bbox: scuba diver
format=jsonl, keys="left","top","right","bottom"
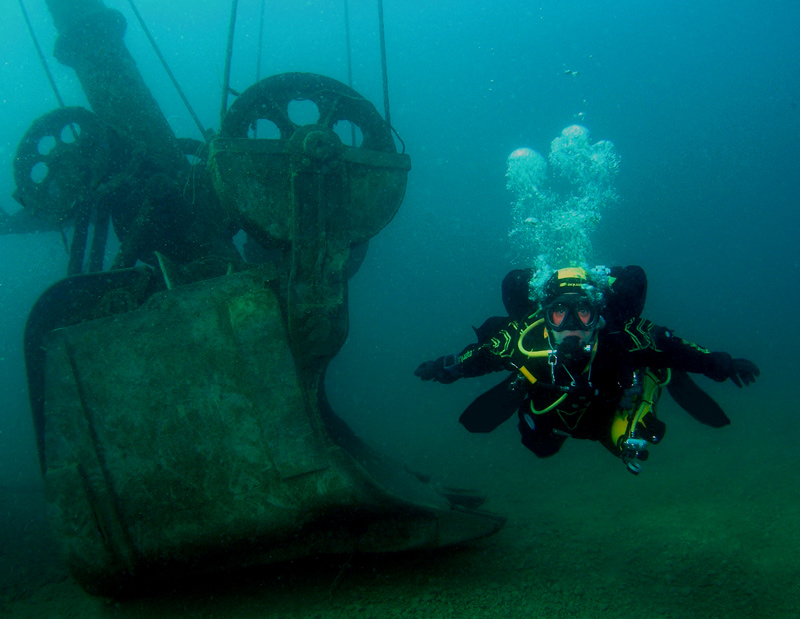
{"left": 414, "top": 266, "right": 760, "bottom": 474}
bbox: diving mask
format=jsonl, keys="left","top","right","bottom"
{"left": 543, "top": 296, "right": 600, "bottom": 332}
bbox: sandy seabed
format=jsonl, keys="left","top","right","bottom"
{"left": 2, "top": 399, "right": 798, "bottom": 619}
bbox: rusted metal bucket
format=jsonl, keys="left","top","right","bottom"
{"left": 31, "top": 267, "right": 504, "bottom": 595}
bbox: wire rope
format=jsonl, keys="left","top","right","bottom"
{"left": 126, "top": 0, "right": 209, "bottom": 141}
{"left": 220, "top": 0, "right": 240, "bottom": 129}
{"left": 17, "top": 0, "right": 66, "bottom": 108}
{"left": 376, "top": 0, "right": 391, "bottom": 128}
{"left": 343, "top": 0, "right": 357, "bottom": 145}
{"left": 254, "top": 0, "right": 267, "bottom": 138}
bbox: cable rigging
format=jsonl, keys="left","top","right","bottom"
{"left": 127, "top": 0, "right": 209, "bottom": 141}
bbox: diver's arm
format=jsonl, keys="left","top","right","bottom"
{"left": 414, "top": 317, "right": 520, "bottom": 383}
{"left": 414, "top": 353, "right": 465, "bottom": 384}
{"left": 649, "top": 326, "right": 760, "bottom": 387}
{"left": 413, "top": 341, "right": 513, "bottom": 383}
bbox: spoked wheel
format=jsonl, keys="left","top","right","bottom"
{"left": 220, "top": 72, "right": 396, "bottom": 152}
{"left": 13, "top": 107, "right": 112, "bottom": 223}
{"left": 211, "top": 73, "right": 408, "bottom": 247}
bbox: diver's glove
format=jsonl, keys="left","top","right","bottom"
{"left": 706, "top": 353, "right": 760, "bottom": 387}
{"left": 414, "top": 354, "right": 462, "bottom": 384}
{"left": 727, "top": 358, "right": 760, "bottom": 388}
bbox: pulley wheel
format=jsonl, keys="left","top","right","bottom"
{"left": 13, "top": 106, "right": 111, "bottom": 223}
{"left": 220, "top": 73, "right": 396, "bottom": 152}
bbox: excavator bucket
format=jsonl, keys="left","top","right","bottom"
{"left": 27, "top": 266, "right": 504, "bottom": 595}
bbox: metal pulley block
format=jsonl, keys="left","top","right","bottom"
{"left": 208, "top": 73, "right": 411, "bottom": 361}
{"left": 209, "top": 72, "right": 410, "bottom": 245}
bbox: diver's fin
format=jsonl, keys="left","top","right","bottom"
{"left": 459, "top": 374, "right": 523, "bottom": 433}
{"left": 667, "top": 370, "right": 731, "bottom": 428}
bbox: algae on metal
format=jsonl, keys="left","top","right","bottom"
{"left": 36, "top": 266, "right": 503, "bottom": 594}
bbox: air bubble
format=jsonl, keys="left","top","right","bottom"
{"left": 506, "top": 126, "right": 620, "bottom": 296}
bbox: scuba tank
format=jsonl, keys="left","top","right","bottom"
{"left": 610, "top": 368, "right": 669, "bottom": 475}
